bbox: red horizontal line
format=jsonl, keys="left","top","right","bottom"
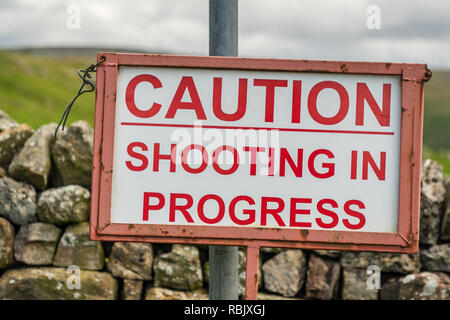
{"left": 120, "top": 122, "right": 394, "bottom": 135}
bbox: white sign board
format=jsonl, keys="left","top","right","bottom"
{"left": 91, "top": 53, "right": 427, "bottom": 253}
{"left": 111, "top": 67, "right": 401, "bottom": 232}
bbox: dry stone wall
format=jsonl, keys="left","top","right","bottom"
{"left": 0, "top": 110, "right": 449, "bottom": 300}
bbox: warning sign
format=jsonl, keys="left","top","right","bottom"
{"left": 90, "top": 53, "right": 430, "bottom": 253}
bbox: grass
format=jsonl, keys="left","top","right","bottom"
{"left": 0, "top": 50, "right": 449, "bottom": 175}
{"left": 0, "top": 51, "right": 94, "bottom": 129}
{"left": 423, "top": 71, "right": 450, "bottom": 152}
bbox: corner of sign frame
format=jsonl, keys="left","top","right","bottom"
{"left": 399, "top": 231, "right": 419, "bottom": 254}
{"left": 402, "top": 242, "right": 419, "bottom": 254}
{"left": 97, "top": 52, "right": 119, "bottom": 67}
{"left": 97, "top": 52, "right": 106, "bottom": 62}
{"left": 88, "top": 218, "right": 110, "bottom": 241}
{"left": 402, "top": 64, "right": 432, "bottom": 83}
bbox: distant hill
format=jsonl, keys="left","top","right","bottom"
{"left": 5, "top": 46, "right": 162, "bottom": 57}
{"left": 0, "top": 49, "right": 448, "bottom": 174}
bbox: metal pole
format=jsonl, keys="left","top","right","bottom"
{"left": 208, "top": 0, "right": 239, "bottom": 300}
{"left": 209, "top": 0, "right": 238, "bottom": 57}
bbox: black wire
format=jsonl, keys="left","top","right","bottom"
{"left": 54, "top": 57, "right": 106, "bottom": 137}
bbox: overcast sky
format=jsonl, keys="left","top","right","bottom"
{"left": 1, "top": 0, "right": 449, "bottom": 69}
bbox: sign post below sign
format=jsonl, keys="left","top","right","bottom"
{"left": 209, "top": 0, "right": 239, "bottom": 301}
{"left": 90, "top": 52, "right": 430, "bottom": 300}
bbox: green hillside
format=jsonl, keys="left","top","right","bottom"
{"left": 0, "top": 51, "right": 94, "bottom": 129}
{"left": 0, "top": 50, "right": 449, "bottom": 174}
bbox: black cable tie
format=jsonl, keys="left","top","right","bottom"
{"left": 55, "top": 56, "right": 106, "bottom": 137}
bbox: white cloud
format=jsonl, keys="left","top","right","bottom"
{"left": 0, "top": 0, "right": 449, "bottom": 69}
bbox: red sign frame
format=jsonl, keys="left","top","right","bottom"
{"left": 90, "top": 52, "right": 429, "bottom": 256}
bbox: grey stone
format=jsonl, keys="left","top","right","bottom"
{"left": 305, "top": 254, "right": 340, "bottom": 300}
{"left": 107, "top": 242, "right": 153, "bottom": 280}
{"left": 262, "top": 249, "right": 307, "bottom": 297}
{"left": 420, "top": 244, "right": 450, "bottom": 272}
{"left": 257, "top": 292, "right": 301, "bottom": 300}
{"left": 122, "top": 279, "right": 143, "bottom": 300}
{"left": 37, "top": 185, "right": 90, "bottom": 226}
{"left": 0, "top": 267, "right": 118, "bottom": 300}
{"left": 0, "top": 217, "right": 15, "bottom": 269}
{"left": 153, "top": 244, "right": 203, "bottom": 291}
{"left": 419, "top": 159, "right": 446, "bottom": 245}
{"left": 381, "top": 272, "right": 450, "bottom": 300}
{"left": 313, "top": 250, "right": 342, "bottom": 258}
{"left": 53, "top": 222, "right": 105, "bottom": 271}
{"left": 144, "top": 287, "right": 209, "bottom": 300}
{"left": 340, "top": 251, "right": 421, "bottom": 274}
{"left": 202, "top": 260, "right": 209, "bottom": 285}
{"left": 440, "top": 179, "right": 450, "bottom": 241}
{"left": 0, "top": 177, "right": 36, "bottom": 225}
{"left": 8, "top": 123, "right": 57, "bottom": 191}
{"left": 0, "top": 110, "right": 18, "bottom": 132}
{"left": 14, "top": 222, "right": 62, "bottom": 265}
{"left": 0, "top": 124, "right": 34, "bottom": 167}
{"left": 260, "top": 247, "right": 285, "bottom": 254}
{"left": 341, "top": 268, "right": 378, "bottom": 300}
{"left": 51, "top": 121, "right": 93, "bottom": 188}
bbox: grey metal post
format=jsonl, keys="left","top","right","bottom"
{"left": 208, "top": 0, "right": 239, "bottom": 300}
{"left": 209, "top": 0, "right": 238, "bottom": 57}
